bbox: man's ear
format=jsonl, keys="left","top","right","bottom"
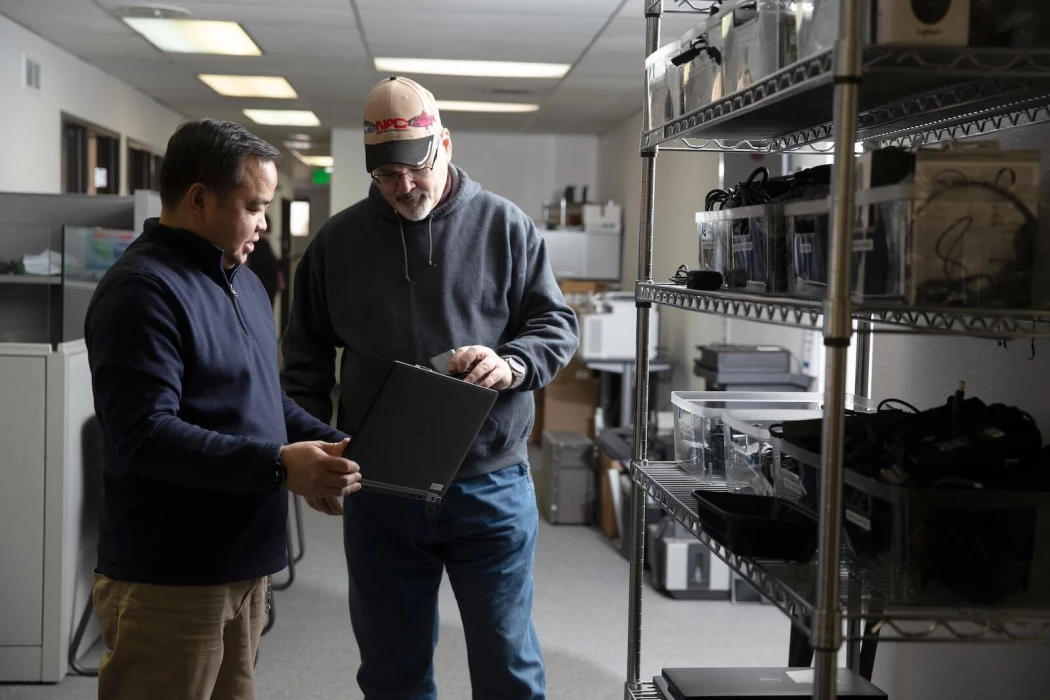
{"left": 442, "top": 128, "right": 452, "bottom": 162}
{"left": 186, "top": 183, "right": 209, "bottom": 215}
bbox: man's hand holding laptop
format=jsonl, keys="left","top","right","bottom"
{"left": 283, "top": 437, "right": 362, "bottom": 500}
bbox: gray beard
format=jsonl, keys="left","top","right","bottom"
{"left": 395, "top": 191, "right": 432, "bottom": 222}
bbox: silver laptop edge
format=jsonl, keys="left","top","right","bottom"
{"left": 359, "top": 479, "right": 443, "bottom": 503}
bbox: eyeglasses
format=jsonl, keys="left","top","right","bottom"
{"left": 371, "top": 163, "right": 435, "bottom": 188}
{"left": 371, "top": 139, "right": 441, "bottom": 188}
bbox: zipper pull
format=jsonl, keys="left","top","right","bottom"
{"left": 229, "top": 284, "right": 238, "bottom": 298}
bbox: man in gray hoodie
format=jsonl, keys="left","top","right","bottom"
{"left": 281, "top": 77, "right": 579, "bottom": 700}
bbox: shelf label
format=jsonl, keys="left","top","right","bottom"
{"left": 853, "top": 238, "right": 875, "bottom": 253}
{"left": 799, "top": 242, "right": 813, "bottom": 254}
{"left": 733, "top": 235, "right": 753, "bottom": 253}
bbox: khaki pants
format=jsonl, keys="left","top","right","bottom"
{"left": 93, "top": 572, "right": 268, "bottom": 700}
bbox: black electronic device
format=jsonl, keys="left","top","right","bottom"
{"left": 697, "top": 344, "right": 791, "bottom": 374}
{"left": 346, "top": 361, "right": 497, "bottom": 503}
{"left": 659, "top": 667, "right": 887, "bottom": 699}
{"left": 669, "top": 266, "right": 724, "bottom": 291}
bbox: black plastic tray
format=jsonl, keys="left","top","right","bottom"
{"left": 691, "top": 490, "right": 818, "bottom": 562}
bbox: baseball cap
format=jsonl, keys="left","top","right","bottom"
{"left": 363, "top": 77, "right": 443, "bottom": 173}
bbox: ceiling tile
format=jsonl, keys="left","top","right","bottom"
{"left": 243, "top": 24, "right": 366, "bottom": 59}
{"left": 362, "top": 11, "right": 603, "bottom": 56}
{"left": 356, "top": 0, "right": 620, "bottom": 15}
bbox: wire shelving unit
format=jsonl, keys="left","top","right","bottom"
{"left": 625, "top": 2, "right": 1050, "bottom": 698}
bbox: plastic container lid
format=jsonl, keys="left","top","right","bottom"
{"left": 671, "top": 391, "right": 878, "bottom": 416}
{"left": 722, "top": 409, "right": 825, "bottom": 440}
{"left": 671, "top": 391, "right": 824, "bottom": 417}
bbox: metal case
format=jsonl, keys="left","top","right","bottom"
{"left": 537, "top": 431, "right": 593, "bottom": 525}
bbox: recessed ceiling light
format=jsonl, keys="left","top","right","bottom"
{"left": 199, "top": 74, "right": 297, "bottom": 99}
{"left": 123, "top": 18, "right": 262, "bottom": 55}
{"left": 288, "top": 133, "right": 311, "bottom": 140}
{"left": 374, "top": 57, "right": 569, "bottom": 79}
{"left": 436, "top": 100, "right": 539, "bottom": 113}
{"left": 284, "top": 140, "right": 313, "bottom": 150}
{"left": 291, "top": 151, "right": 334, "bottom": 168}
{"left": 243, "top": 109, "right": 320, "bottom": 126}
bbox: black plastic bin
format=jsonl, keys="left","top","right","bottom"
{"left": 691, "top": 490, "right": 818, "bottom": 562}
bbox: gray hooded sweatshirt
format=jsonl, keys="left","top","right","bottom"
{"left": 281, "top": 165, "right": 580, "bottom": 479}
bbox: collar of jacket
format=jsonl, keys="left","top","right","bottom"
{"left": 142, "top": 218, "right": 240, "bottom": 286}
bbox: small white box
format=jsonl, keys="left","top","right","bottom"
{"left": 877, "top": 0, "right": 970, "bottom": 45}
{"left": 583, "top": 202, "right": 622, "bottom": 233}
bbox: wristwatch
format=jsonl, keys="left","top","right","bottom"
{"left": 503, "top": 356, "right": 526, "bottom": 389}
{"left": 274, "top": 449, "right": 287, "bottom": 487}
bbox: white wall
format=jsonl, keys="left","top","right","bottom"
{"left": 329, "top": 127, "right": 600, "bottom": 223}
{"left": 0, "top": 14, "right": 184, "bottom": 195}
{"left": 330, "top": 127, "right": 371, "bottom": 217}
{"left": 597, "top": 112, "right": 810, "bottom": 394}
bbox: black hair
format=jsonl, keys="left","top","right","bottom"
{"left": 159, "top": 118, "right": 280, "bottom": 209}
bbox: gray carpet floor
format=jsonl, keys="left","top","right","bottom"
{"left": 0, "top": 508, "right": 790, "bottom": 700}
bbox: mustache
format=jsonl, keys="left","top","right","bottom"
{"left": 396, "top": 189, "right": 428, "bottom": 203}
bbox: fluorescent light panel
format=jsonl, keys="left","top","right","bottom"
{"left": 199, "top": 74, "right": 297, "bottom": 99}
{"left": 243, "top": 109, "right": 320, "bottom": 126}
{"left": 291, "top": 150, "right": 334, "bottom": 168}
{"left": 436, "top": 100, "right": 538, "bottom": 113}
{"left": 374, "top": 57, "right": 569, "bottom": 79}
{"left": 123, "top": 18, "right": 261, "bottom": 56}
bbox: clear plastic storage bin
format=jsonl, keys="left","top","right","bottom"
{"left": 788, "top": 183, "right": 1042, "bottom": 307}
{"left": 722, "top": 409, "right": 825, "bottom": 497}
{"left": 676, "top": 15, "right": 725, "bottom": 115}
{"left": 796, "top": 0, "right": 874, "bottom": 63}
{"left": 786, "top": 196, "right": 831, "bottom": 300}
{"left": 672, "top": 392, "right": 826, "bottom": 482}
{"left": 723, "top": 0, "right": 799, "bottom": 94}
{"left": 895, "top": 183, "right": 1041, "bottom": 308}
{"left": 696, "top": 204, "right": 787, "bottom": 294}
{"left": 645, "top": 42, "right": 682, "bottom": 132}
{"left": 696, "top": 212, "right": 729, "bottom": 280}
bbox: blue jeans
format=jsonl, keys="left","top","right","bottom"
{"left": 343, "top": 462, "right": 545, "bottom": 700}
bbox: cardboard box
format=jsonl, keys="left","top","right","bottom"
{"left": 551, "top": 355, "right": 594, "bottom": 386}
{"left": 543, "top": 378, "right": 600, "bottom": 438}
{"left": 600, "top": 454, "right": 624, "bottom": 539}
{"left": 559, "top": 279, "right": 610, "bottom": 314}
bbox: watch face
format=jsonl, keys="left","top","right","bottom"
{"left": 506, "top": 357, "right": 525, "bottom": 374}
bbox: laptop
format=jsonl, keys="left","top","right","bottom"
{"left": 345, "top": 361, "right": 498, "bottom": 503}
{"left": 659, "top": 667, "right": 887, "bottom": 700}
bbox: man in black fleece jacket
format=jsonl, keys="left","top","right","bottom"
{"left": 281, "top": 77, "right": 579, "bottom": 700}
{"left": 85, "top": 119, "right": 362, "bottom": 700}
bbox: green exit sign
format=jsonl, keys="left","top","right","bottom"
{"left": 312, "top": 167, "right": 331, "bottom": 185}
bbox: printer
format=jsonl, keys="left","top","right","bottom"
{"left": 580, "top": 292, "right": 660, "bottom": 361}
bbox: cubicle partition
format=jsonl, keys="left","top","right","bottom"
{"left": 0, "top": 192, "right": 156, "bottom": 682}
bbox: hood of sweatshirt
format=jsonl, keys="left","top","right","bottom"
{"left": 368, "top": 165, "right": 481, "bottom": 284}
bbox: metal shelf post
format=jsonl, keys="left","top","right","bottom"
{"left": 626, "top": 3, "right": 662, "bottom": 690}
{"left": 813, "top": 2, "right": 864, "bottom": 697}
